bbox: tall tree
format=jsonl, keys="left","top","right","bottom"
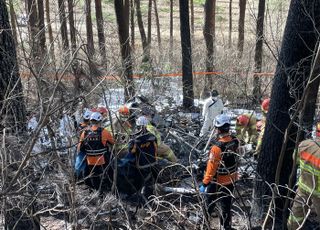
{"left": 114, "top": 0, "right": 134, "bottom": 99}
{"left": 237, "top": 0, "right": 246, "bottom": 58}
{"left": 203, "top": 0, "right": 216, "bottom": 95}
{"left": 251, "top": 0, "right": 320, "bottom": 227}
{"left": 45, "top": 0, "right": 55, "bottom": 62}
{"left": 228, "top": 0, "right": 232, "bottom": 48}
{"left": 58, "top": 0, "right": 69, "bottom": 51}
{"left": 190, "top": 0, "right": 194, "bottom": 39}
{"left": 135, "top": 0, "right": 149, "bottom": 62}
{"left": 253, "top": 0, "right": 266, "bottom": 104}
{"left": 179, "top": 0, "right": 194, "bottom": 109}
{"left": 26, "top": 0, "right": 39, "bottom": 60}
{"left": 85, "top": 0, "right": 95, "bottom": 56}
{"left": 67, "top": 0, "right": 77, "bottom": 52}
{"left": 153, "top": 0, "right": 161, "bottom": 50}
{"left": 8, "top": 0, "right": 17, "bottom": 46}
{"left": 0, "top": 0, "right": 26, "bottom": 132}
{"left": 169, "top": 0, "right": 173, "bottom": 59}
{"left": 130, "top": 0, "right": 135, "bottom": 51}
{"left": 37, "top": 0, "right": 46, "bottom": 54}
{"left": 95, "top": 0, "right": 107, "bottom": 63}
{"left": 147, "top": 0, "right": 152, "bottom": 50}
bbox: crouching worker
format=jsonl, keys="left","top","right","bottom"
{"left": 125, "top": 116, "right": 158, "bottom": 199}
{"left": 78, "top": 112, "right": 114, "bottom": 191}
{"left": 235, "top": 113, "right": 257, "bottom": 146}
{"left": 199, "top": 114, "right": 239, "bottom": 230}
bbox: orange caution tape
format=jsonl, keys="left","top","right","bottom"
{"left": 20, "top": 70, "right": 274, "bottom": 81}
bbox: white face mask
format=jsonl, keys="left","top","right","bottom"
{"left": 212, "top": 96, "right": 218, "bottom": 101}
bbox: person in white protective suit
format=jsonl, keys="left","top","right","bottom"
{"left": 200, "top": 90, "right": 224, "bottom": 137}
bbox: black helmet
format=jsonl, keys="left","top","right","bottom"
{"left": 211, "top": 90, "right": 219, "bottom": 97}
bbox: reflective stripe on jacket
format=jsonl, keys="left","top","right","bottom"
{"left": 297, "top": 139, "right": 320, "bottom": 196}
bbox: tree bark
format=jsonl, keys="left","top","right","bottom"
{"left": 190, "top": 0, "right": 194, "bottom": 39}
{"left": 228, "top": 0, "right": 232, "bottom": 48}
{"left": 8, "top": 0, "right": 17, "bottom": 46}
{"left": 37, "top": 0, "right": 46, "bottom": 54}
{"left": 203, "top": 0, "right": 216, "bottom": 94}
{"left": 237, "top": 0, "right": 246, "bottom": 58}
{"left": 253, "top": 0, "right": 266, "bottom": 104}
{"left": 95, "top": 0, "right": 107, "bottom": 64}
{"left": 114, "top": 0, "right": 134, "bottom": 100}
{"left": 67, "top": 0, "right": 77, "bottom": 52}
{"left": 45, "top": 0, "right": 55, "bottom": 62}
{"left": 135, "top": 0, "right": 149, "bottom": 62}
{"left": 179, "top": 0, "right": 194, "bottom": 109}
{"left": 147, "top": 0, "right": 152, "bottom": 49}
{"left": 26, "top": 0, "right": 39, "bottom": 60}
{"left": 251, "top": 0, "right": 320, "bottom": 227}
{"left": 85, "top": 0, "right": 95, "bottom": 56}
{"left": 130, "top": 0, "right": 135, "bottom": 51}
{"left": 153, "top": 0, "right": 161, "bottom": 50}
{"left": 0, "top": 0, "right": 26, "bottom": 133}
{"left": 169, "top": 0, "right": 173, "bottom": 59}
{"left": 58, "top": 0, "right": 69, "bottom": 51}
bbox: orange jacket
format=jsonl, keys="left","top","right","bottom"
{"left": 78, "top": 125, "right": 114, "bottom": 151}
{"left": 203, "top": 135, "right": 238, "bottom": 185}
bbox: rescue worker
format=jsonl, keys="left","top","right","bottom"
{"left": 78, "top": 112, "right": 115, "bottom": 191}
{"left": 97, "top": 106, "right": 109, "bottom": 126}
{"left": 127, "top": 116, "right": 158, "bottom": 198}
{"left": 235, "top": 113, "right": 257, "bottom": 145}
{"left": 255, "top": 98, "right": 270, "bottom": 155}
{"left": 199, "top": 114, "right": 239, "bottom": 229}
{"left": 78, "top": 110, "right": 91, "bottom": 133}
{"left": 141, "top": 109, "right": 178, "bottom": 163}
{"left": 200, "top": 90, "right": 224, "bottom": 137}
{"left": 287, "top": 122, "right": 320, "bottom": 229}
{"left": 107, "top": 105, "right": 133, "bottom": 158}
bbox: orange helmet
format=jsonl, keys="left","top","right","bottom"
{"left": 256, "top": 120, "right": 263, "bottom": 132}
{"left": 97, "top": 107, "right": 108, "bottom": 117}
{"left": 118, "top": 106, "right": 130, "bottom": 119}
{"left": 237, "top": 115, "right": 250, "bottom": 126}
{"left": 261, "top": 98, "right": 270, "bottom": 113}
{"left": 316, "top": 122, "right": 320, "bottom": 137}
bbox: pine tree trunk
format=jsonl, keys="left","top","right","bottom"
{"left": 179, "top": 0, "right": 194, "bottom": 109}
{"left": 203, "top": 0, "right": 216, "bottom": 95}
{"left": 135, "top": 0, "right": 149, "bottom": 62}
{"left": 153, "top": 0, "right": 161, "bottom": 50}
{"left": 228, "top": 0, "right": 232, "bottom": 48}
{"left": 169, "top": 0, "right": 173, "bottom": 59}
{"left": 58, "top": 0, "right": 69, "bottom": 51}
{"left": 26, "top": 0, "right": 39, "bottom": 60}
{"left": 67, "top": 0, "right": 77, "bottom": 52}
{"left": 147, "top": 0, "right": 152, "bottom": 47}
{"left": 45, "top": 0, "right": 55, "bottom": 62}
{"left": 95, "top": 0, "right": 107, "bottom": 64}
{"left": 85, "top": 0, "right": 95, "bottom": 56}
{"left": 0, "top": 0, "right": 26, "bottom": 133}
{"left": 251, "top": 0, "right": 320, "bottom": 227}
{"left": 8, "top": 0, "right": 17, "bottom": 46}
{"left": 253, "top": 0, "right": 266, "bottom": 104}
{"left": 114, "top": 0, "right": 134, "bottom": 100}
{"left": 37, "top": 0, "right": 46, "bottom": 54}
{"left": 130, "top": 0, "right": 135, "bottom": 51}
{"left": 237, "top": 0, "right": 246, "bottom": 58}
{"left": 190, "top": 0, "right": 194, "bottom": 39}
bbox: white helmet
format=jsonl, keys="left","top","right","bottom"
{"left": 214, "top": 114, "right": 231, "bottom": 128}
{"left": 136, "top": 116, "right": 149, "bottom": 126}
{"left": 83, "top": 110, "right": 91, "bottom": 120}
{"left": 90, "top": 112, "right": 102, "bottom": 121}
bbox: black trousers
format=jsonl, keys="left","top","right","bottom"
{"left": 85, "top": 164, "right": 113, "bottom": 191}
{"left": 206, "top": 183, "right": 234, "bottom": 229}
